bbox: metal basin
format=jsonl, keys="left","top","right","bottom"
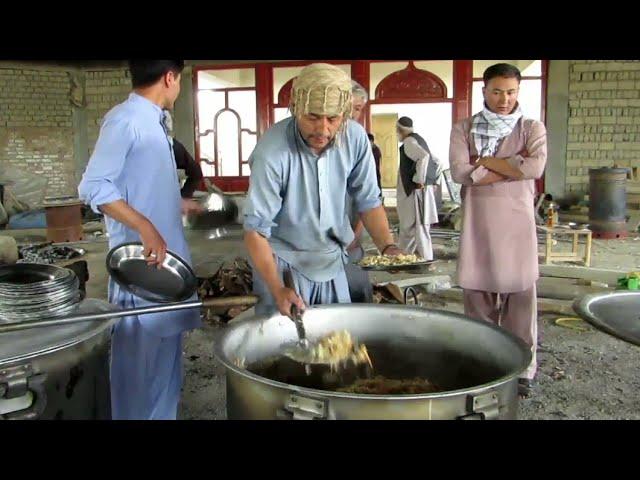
{"left": 573, "top": 291, "right": 640, "bottom": 346}
{"left": 214, "top": 304, "right": 531, "bottom": 420}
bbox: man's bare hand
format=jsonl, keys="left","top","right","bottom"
{"left": 181, "top": 198, "right": 204, "bottom": 216}
{"left": 273, "top": 287, "right": 306, "bottom": 317}
{"left": 414, "top": 183, "right": 424, "bottom": 190}
{"left": 139, "top": 221, "right": 167, "bottom": 269}
{"left": 475, "top": 156, "right": 495, "bottom": 168}
{"left": 382, "top": 245, "right": 405, "bottom": 257}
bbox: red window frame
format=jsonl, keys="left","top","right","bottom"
{"left": 192, "top": 60, "right": 549, "bottom": 193}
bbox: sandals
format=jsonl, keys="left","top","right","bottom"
{"left": 518, "top": 378, "right": 535, "bottom": 398}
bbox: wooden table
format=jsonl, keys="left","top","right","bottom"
{"left": 538, "top": 225, "right": 592, "bottom": 267}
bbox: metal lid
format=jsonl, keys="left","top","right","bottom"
{"left": 106, "top": 242, "right": 197, "bottom": 303}
{"left": 573, "top": 291, "right": 640, "bottom": 346}
{"left": 0, "top": 298, "right": 117, "bottom": 366}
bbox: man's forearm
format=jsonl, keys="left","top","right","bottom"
{"left": 360, "top": 205, "right": 395, "bottom": 252}
{"left": 481, "top": 157, "right": 523, "bottom": 180}
{"left": 352, "top": 218, "right": 364, "bottom": 240}
{"left": 473, "top": 170, "right": 509, "bottom": 186}
{"left": 180, "top": 175, "right": 201, "bottom": 198}
{"left": 244, "top": 230, "right": 282, "bottom": 296}
{"left": 99, "top": 199, "right": 152, "bottom": 234}
{"left": 181, "top": 160, "right": 204, "bottom": 198}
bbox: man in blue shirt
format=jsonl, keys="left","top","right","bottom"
{"left": 243, "top": 63, "right": 402, "bottom": 317}
{"left": 78, "top": 60, "right": 201, "bottom": 420}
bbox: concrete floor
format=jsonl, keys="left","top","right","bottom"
{"left": 3, "top": 225, "right": 640, "bottom": 420}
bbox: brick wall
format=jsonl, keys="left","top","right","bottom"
{"left": 567, "top": 60, "right": 640, "bottom": 194}
{"left": 0, "top": 66, "right": 132, "bottom": 201}
{"left": 7, "top": 60, "right": 640, "bottom": 203}
{"left": 85, "top": 69, "right": 131, "bottom": 154}
{"left": 0, "top": 68, "right": 75, "bottom": 197}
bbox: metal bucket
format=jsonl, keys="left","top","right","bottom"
{"left": 214, "top": 304, "right": 531, "bottom": 420}
{"left": 589, "top": 167, "right": 627, "bottom": 239}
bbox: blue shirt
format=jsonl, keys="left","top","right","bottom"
{"left": 78, "top": 92, "right": 200, "bottom": 336}
{"left": 243, "top": 117, "right": 381, "bottom": 282}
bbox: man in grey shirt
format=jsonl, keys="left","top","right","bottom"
{"left": 243, "top": 64, "right": 402, "bottom": 316}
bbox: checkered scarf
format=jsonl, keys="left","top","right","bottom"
{"left": 470, "top": 103, "right": 522, "bottom": 158}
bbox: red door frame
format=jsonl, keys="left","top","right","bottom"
{"left": 193, "top": 60, "right": 548, "bottom": 193}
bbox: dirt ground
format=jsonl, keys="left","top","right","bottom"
{"left": 178, "top": 230, "right": 640, "bottom": 420}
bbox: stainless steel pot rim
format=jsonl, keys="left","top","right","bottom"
{"left": 213, "top": 304, "right": 533, "bottom": 401}
{"left": 0, "top": 298, "right": 118, "bottom": 366}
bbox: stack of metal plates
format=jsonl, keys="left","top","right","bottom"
{"left": 0, "top": 264, "right": 81, "bottom": 324}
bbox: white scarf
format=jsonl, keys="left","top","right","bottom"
{"left": 470, "top": 103, "right": 523, "bottom": 157}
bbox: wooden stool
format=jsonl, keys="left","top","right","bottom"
{"left": 538, "top": 225, "right": 592, "bottom": 267}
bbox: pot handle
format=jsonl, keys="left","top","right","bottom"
{"left": 404, "top": 287, "right": 419, "bottom": 305}
{"left": 457, "top": 391, "right": 500, "bottom": 420}
{"left": 2, "top": 373, "right": 48, "bottom": 421}
{"left": 200, "top": 295, "right": 259, "bottom": 308}
{"left": 277, "top": 393, "right": 328, "bottom": 420}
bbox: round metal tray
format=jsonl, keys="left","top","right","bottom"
{"left": 106, "top": 242, "right": 197, "bottom": 303}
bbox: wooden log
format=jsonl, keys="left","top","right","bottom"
{"left": 539, "top": 264, "right": 626, "bottom": 286}
{"left": 429, "top": 288, "right": 575, "bottom": 315}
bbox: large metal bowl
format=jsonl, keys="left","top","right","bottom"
{"left": 573, "top": 291, "right": 640, "bottom": 346}
{"left": 183, "top": 192, "right": 239, "bottom": 230}
{"left": 214, "top": 304, "right": 532, "bottom": 420}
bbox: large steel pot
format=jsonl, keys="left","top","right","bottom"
{"left": 0, "top": 298, "right": 115, "bottom": 420}
{"left": 213, "top": 304, "right": 532, "bottom": 420}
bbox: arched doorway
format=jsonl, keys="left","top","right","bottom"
{"left": 369, "top": 61, "right": 454, "bottom": 206}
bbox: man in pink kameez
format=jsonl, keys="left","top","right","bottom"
{"left": 449, "top": 63, "right": 547, "bottom": 397}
